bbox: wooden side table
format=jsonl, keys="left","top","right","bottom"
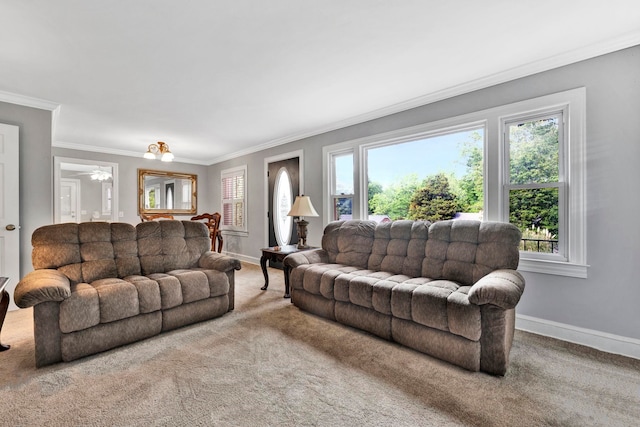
{"left": 260, "top": 245, "right": 317, "bottom": 298}
{"left": 0, "top": 277, "right": 10, "bottom": 351}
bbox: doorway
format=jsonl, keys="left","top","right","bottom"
{"left": 54, "top": 157, "right": 119, "bottom": 223}
{"left": 266, "top": 151, "right": 302, "bottom": 268}
{"left": 268, "top": 157, "right": 300, "bottom": 248}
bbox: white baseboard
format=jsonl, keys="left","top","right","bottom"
{"left": 223, "top": 251, "right": 260, "bottom": 265}
{"left": 516, "top": 314, "right": 640, "bottom": 360}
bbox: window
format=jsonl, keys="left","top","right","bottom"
{"left": 325, "top": 88, "right": 586, "bottom": 278}
{"left": 330, "top": 151, "right": 354, "bottom": 221}
{"left": 364, "top": 127, "right": 484, "bottom": 223}
{"left": 221, "top": 165, "right": 247, "bottom": 233}
{"left": 503, "top": 113, "right": 564, "bottom": 259}
{"left": 273, "top": 167, "right": 293, "bottom": 246}
{"left": 181, "top": 181, "right": 191, "bottom": 209}
{"left": 101, "top": 182, "right": 112, "bottom": 215}
{"left": 145, "top": 184, "right": 161, "bottom": 209}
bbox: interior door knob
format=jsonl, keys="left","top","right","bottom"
{"left": 5, "top": 224, "right": 15, "bottom": 231}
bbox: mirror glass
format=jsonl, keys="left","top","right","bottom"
{"left": 54, "top": 157, "right": 119, "bottom": 223}
{"left": 138, "top": 169, "right": 197, "bottom": 215}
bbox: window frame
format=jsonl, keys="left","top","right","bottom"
{"left": 329, "top": 149, "right": 355, "bottom": 221}
{"left": 502, "top": 110, "right": 566, "bottom": 262}
{"left": 324, "top": 88, "right": 587, "bottom": 278}
{"left": 221, "top": 164, "right": 248, "bottom": 235}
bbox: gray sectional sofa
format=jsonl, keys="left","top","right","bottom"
{"left": 14, "top": 220, "right": 240, "bottom": 367}
{"left": 284, "top": 219, "right": 525, "bottom": 375}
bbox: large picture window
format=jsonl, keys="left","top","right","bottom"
{"left": 324, "top": 88, "right": 586, "bottom": 278}
{"left": 364, "top": 127, "right": 484, "bottom": 223}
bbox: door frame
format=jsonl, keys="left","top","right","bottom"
{"left": 263, "top": 149, "right": 304, "bottom": 247}
{"left": 53, "top": 157, "right": 119, "bottom": 223}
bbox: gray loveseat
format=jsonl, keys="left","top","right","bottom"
{"left": 284, "top": 219, "right": 525, "bottom": 375}
{"left": 14, "top": 220, "right": 240, "bottom": 367}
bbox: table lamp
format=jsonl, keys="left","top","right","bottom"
{"left": 287, "top": 195, "right": 319, "bottom": 249}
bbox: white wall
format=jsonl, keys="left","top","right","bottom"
{"left": 207, "top": 45, "right": 640, "bottom": 354}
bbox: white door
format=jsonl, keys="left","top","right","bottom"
{"left": 0, "top": 124, "right": 20, "bottom": 311}
{"left": 60, "top": 178, "right": 81, "bottom": 223}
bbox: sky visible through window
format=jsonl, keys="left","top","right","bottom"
{"left": 366, "top": 129, "right": 482, "bottom": 189}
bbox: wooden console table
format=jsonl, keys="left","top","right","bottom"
{"left": 0, "top": 277, "right": 10, "bottom": 351}
{"left": 260, "top": 245, "right": 317, "bottom": 298}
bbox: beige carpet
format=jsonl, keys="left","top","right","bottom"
{"left": 1, "top": 263, "right": 639, "bottom": 426}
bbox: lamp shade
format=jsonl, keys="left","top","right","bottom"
{"left": 287, "top": 195, "right": 319, "bottom": 217}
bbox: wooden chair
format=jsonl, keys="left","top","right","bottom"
{"left": 140, "top": 213, "right": 175, "bottom": 222}
{"left": 191, "top": 212, "right": 223, "bottom": 253}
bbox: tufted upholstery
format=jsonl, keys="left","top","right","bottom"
{"left": 286, "top": 219, "right": 525, "bottom": 375}
{"left": 15, "top": 220, "right": 241, "bottom": 367}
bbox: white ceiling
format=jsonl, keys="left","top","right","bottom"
{"left": 1, "top": 1, "right": 639, "bottom": 165}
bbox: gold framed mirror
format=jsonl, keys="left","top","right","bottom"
{"left": 138, "top": 169, "right": 197, "bottom": 215}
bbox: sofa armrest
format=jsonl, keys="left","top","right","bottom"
{"left": 14, "top": 269, "right": 71, "bottom": 308}
{"left": 198, "top": 251, "right": 242, "bottom": 272}
{"left": 468, "top": 269, "right": 525, "bottom": 310}
{"left": 284, "top": 249, "right": 329, "bottom": 269}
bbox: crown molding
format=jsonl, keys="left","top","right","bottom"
{"left": 207, "top": 31, "right": 640, "bottom": 165}
{"left": 0, "top": 90, "right": 59, "bottom": 111}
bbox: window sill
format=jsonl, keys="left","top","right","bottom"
{"left": 518, "top": 258, "right": 588, "bottom": 279}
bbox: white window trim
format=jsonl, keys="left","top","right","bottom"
{"left": 221, "top": 164, "right": 248, "bottom": 236}
{"left": 495, "top": 89, "right": 587, "bottom": 278}
{"left": 324, "top": 87, "right": 587, "bottom": 278}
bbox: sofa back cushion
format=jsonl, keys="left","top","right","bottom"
{"left": 368, "top": 220, "right": 430, "bottom": 276}
{"left": 322, "top": 220, "right": 375, "bottom": 269}
{"left": 321, "top": 219, "right": 521, "bottom": 286}
{"left": 422, "top": 220, "right": 521, "bottom": 286}
{"left": 137, "top": 220, "right": 210, "bottom": 275}
{"left": 31, "top": 222, "right": 141, "bottom": 283}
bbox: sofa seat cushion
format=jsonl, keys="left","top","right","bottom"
{"left": 59, "top": 277, "right": 159, "bottom": 333}
{"left": 293, "top": 263, "right": 483, "bottom": 341}
{"left": 334, "top": 270, "right": 397, "bottom": 305}
{"left": 290, "top": 263, "right": 360, "bottom": 298}
{"left": 123, "top": 275, "right": 163, "bottom": 313}
{"left": 147, "top": 268, "right": 224, "bottom": 310}
{"left": 167, "top": 269, "right": 212, "bottom": 303}
{"left": 392, "top": 279, "right": 481, "bottom": 341}
{"left": 192, "top": 268, "right": 230, "bottom": 297}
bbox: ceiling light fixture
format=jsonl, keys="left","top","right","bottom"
{"left": 143, "top": 141, "right": 174, "bottom": 162}
{"left": 90, "top": 170, "right": 112, "bottom": 181}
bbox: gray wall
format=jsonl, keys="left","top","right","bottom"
{"left": 208, "top": 45, "right": 640, "bottom": 343}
